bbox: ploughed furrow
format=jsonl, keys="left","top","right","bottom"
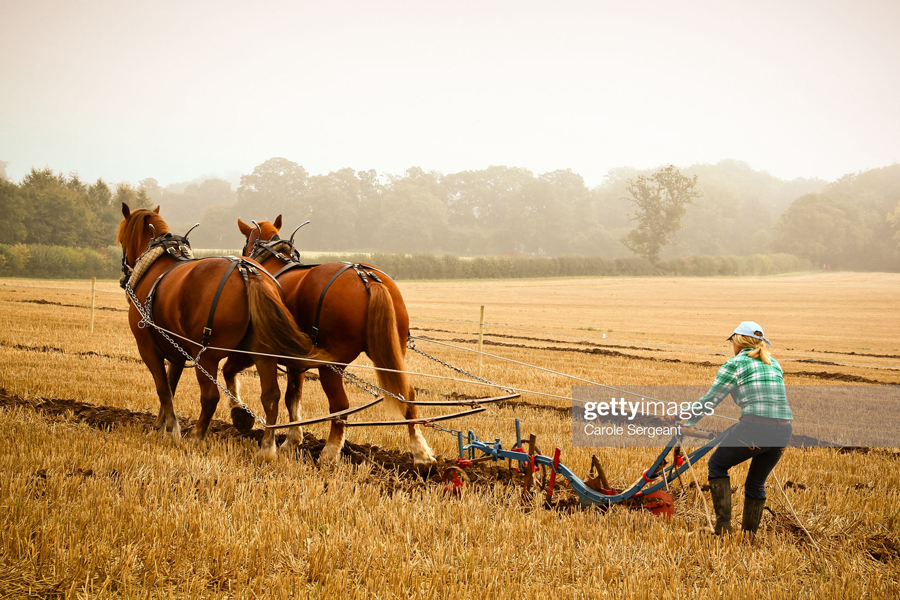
{"left": 0, "top": 388, "right": 534, "bottom": 495}
{"left": 414, "top": 335, "right": 894, "bottom": 384}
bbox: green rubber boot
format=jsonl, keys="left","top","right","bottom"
{"left": 709, "top": 477, "right": 733, "bottom": 535}
{"left": 742, "top": 497, "right": 767, "bottom": 541}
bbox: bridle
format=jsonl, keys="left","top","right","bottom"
{"left": 120, "top": 222, "right": 199, "bottom": 289}
{"left": 244, "top": 220, "right": 309, "bottom": 264}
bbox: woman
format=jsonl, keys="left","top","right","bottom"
{"left": 678, "top": 321, "right": 793, "bottom": 537}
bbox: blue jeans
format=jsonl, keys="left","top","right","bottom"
{"left": 707, "top": 419, "right": 792, "bottom": 500}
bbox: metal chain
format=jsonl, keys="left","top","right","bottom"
{"left": 407, "top": 337, "right": 515, "bottom": 394}
{"left": 124, "top": 283, "right": 267, "bottom": 428}
{"left": 429, "top": 424, "right": 462, "bottom": 435}
{"left": 327, "top": 363, "right": 408, "bottom": 404}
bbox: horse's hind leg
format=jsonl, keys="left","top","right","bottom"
{"left": 190, "top": 356, "right": 222, "bottom": 443}
{"left": 222, "top": 353, "right": 256, "bottom": 433}
{"left": 255, "top": 357, "right": 282, "bottom": 462}
{"left": 167, "top": 359, "right": 185, "bottom": 397}
{"left": 404, "top": 386, "right": 435, "bottom": 466}
{"left": 281, "top": 369, "right": 305, "bottom": 450}
{"left": 319, "top": 366, "right": 349, "bottom": 464}
{"left": 138, "top": 347, "right": 180, "bottom": 438}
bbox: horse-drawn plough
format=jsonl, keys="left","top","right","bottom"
{"left": 117, "top": 206, "right": 738, "bottom": 521}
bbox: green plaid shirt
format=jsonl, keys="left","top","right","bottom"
{"left": 685, "top": 348, "right": 792, "bottom": 426}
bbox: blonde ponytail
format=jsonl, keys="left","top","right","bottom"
{"left": 732, "top": 334, "right": 772, "bottom": 365}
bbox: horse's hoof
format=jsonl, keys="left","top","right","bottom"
{"left": 231, "top": 406, "right": 256, "bottom": 433}
{"left": 280, "top": 437, "right": 301, "bottom": 451}
{"left": 413, "top": 453, "right": 437, "bottom": 467}
{"left": 319, "top": 445, "right": 341, "bottom": 464}
{"left": 255, "top": 447, "right": 277, "bottom": 463}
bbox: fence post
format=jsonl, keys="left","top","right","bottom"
{"left": 90, "top": 277, "right": 96, "bottom": 332}
{"left": 477, "top": 305, "right": 485, "bottom": 376}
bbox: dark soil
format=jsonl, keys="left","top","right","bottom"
{"left": 12, "top": 298, "right": 127, "bottom": 312}
{"left": 0, "top": 388, "right": 574, "bottom": 507}
{"left": 0, "top": 341, "right": 142, "bottom": 364}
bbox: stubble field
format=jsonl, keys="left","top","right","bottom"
{"left": 1, "top": 272, "right": 899, "bottom": 599}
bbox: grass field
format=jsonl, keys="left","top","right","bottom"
{"left": 1, "top": 272, "right": 899, "bottom": 598}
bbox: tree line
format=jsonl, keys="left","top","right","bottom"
{"left": 1, "top": 158, "right": 899, "bottom": 272}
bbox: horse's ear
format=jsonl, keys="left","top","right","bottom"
{"left": 237, "top": 219, "right": 252, "bottom": 237}
{"left": 274, "top": 215, "right": 282, "bottom": 230}
{"left": 122, "top": 203, "right": 131, "bottom": 218}
{"left": 153, "top": 205, "right": 161, "bottom": 214}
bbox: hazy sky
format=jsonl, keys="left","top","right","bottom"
{"left": 1, "top": 0, "right": 898, "bottom": 187}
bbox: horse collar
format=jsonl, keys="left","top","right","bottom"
{"left": 121, "top": 233, "right": 196, "bottom": 291}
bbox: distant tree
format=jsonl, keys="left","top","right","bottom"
{"left": 620, "top": 165, "right": 700, "bottom": 263}
{"left": 372, "top": 179, "right": 448, "bottom": 253}
{"left": 87, "top": 179, "right": 118, "bottom": 245}
{"left": 139, "top": 178, "right": 163, "bottom": 202}
{"left": 300, "top": 175, "right": 359, "bottom": 250}
{"left": 193, "top": 204, "right": 241, "bottom": 249}
{"left": 114, "top": 183, "right": 153, "bottom": 211}
{"left": 0, "top": 160, "right": 8, "bottom": 181}
{"left": 677, "top": 182, "right": 739, "bottom": 256}
{"left": 0, "top": 178, "right": 27, "bottom": 243}
{"left": 354, "top": 169, "right": 384, "bottom": 248}
{"left": 823, "top": 165, "right": 900, "bottom": 270}
{"left": 19, "top": 169, "right": 91, "bottom": 246}
{"left": 443, "top": 166, "right": 534, "bottom": 254}
{"left": 237, "top": 158, "right": 307, "bottom": 215}
{"left": 772, "top": 193, "right": 866, "bottom": 265}
{"left": 890, "top": 200, "right": 900, "bottom": 249}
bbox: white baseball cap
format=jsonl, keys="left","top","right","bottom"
{"left": 727, "top": 321, "right": 771, "bottom": 346}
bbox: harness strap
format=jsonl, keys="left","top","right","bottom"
{"left": 311, "top": 263, "right": 355, "bottom": 346}
{"left": 144, "top": 261, "right": 189, "bottom": 322}
{"left": 204, "top": 259, "right": 241, "bottom": 348}
{"left": 310, "top": 262, "right": 387, "bottom": 346}
{"left": 255, "top": 262, "right": 284, "bottom": 295}
{"left": 356, "top": 264, "right": 392, "bottom": 282}
{"left": 353, "top": 266, "right": 370, "bottom": 293}
{"left": 273, "top": 262, "right": 319, "bottom": 279}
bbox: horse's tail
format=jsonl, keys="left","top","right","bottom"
{"left": 366, "top": 282, "right": 409, "bottom": 420}
{"left": 245, "top": 275, "right": 332, "bottom": 369}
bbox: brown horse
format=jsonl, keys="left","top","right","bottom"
{"left": 220, "top": 216, "right": 435, "bottom": 466}
{"left": 118, "top": 204, "right": 330, "bottom": 460}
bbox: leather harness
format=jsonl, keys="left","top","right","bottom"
{"left": 125, "top": 233, "right": 282, "bottom": 360}
{"left": 248, "top": 235, "right": 391, "bottom": 347}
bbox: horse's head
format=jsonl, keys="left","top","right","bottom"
{"left": 238, "top": 215, "right": 282, "bottom": 257}
{"left": 117, "top": 203, "right": 170, "bottom": 269}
